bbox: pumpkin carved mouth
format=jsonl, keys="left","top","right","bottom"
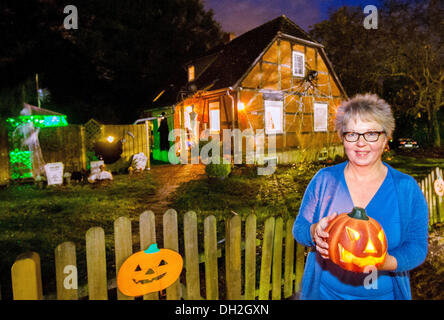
{"left": 338, "top": 243, "right": 386, "bottom": 268}
{"left": 132, "top": 272, "right": 167, "bottom": 284}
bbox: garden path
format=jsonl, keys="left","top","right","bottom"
{"left": 145, "top": 163, "right": 206, "bottom": 237}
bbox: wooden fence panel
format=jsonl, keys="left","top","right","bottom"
{"left": 283, "top": 219, "right": 295, "bottom": 298}
{"left": 226, "top": 215, "right": 241, "bottom": 300}
{"left": 163, "top": 209, "right": 180, "bottom": 300}
{"left": 86, "top": 227, "right": 108, "bottom": 300}
{"left": 183, "top": 211, "right": 201, "bottom": 300}
{"left": 114, "top": 216, "right": 133, "bottom": 300}
{"left": 272, "top": 217, "right": 283, "bottom": 300}
{"left": 55, "top": 241, "right": 78, "bottom": 300}
{"left": 139, "top": 210, "right": 158, "bottom": 300}
{"left": 11, "top": 252, "right": 43, "bottom": 300}
{"left": 244, "top": 214, "right": 256, "bottom": 300}
{"left": 259, "top": 217, "right": 275, "bottom": 300}
{"left": 204, "top": 215, "right": 219, "bottom": 300}
{"left": 0, "top": 125, "right": 9, "bottom": 184}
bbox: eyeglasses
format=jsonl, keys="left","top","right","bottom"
{"left": 343, "top": 131, "right": 386, "bottom": 142}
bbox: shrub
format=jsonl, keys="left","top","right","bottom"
{"left": 205, "top": 160, "right": 231, "bottom": 179}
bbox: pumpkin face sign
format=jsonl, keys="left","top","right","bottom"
{"left": 117, "top": 244, "right": 183, "bottom": 297}
{"left": 325, "top": 207, "right": 387, "bottom": 273}
{"left": 434, "top": 178, "right": 444, "bottom": 197}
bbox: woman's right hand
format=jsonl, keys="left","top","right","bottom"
{"left": 310, "top": 212, "right": 338, "bottom": 259}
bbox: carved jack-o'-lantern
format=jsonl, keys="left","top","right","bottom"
{"left": 434, "top": 178, "right": 444, "bottom": 197}
{"left": 325, "top": 207, "right": 387, "bottom": 273}
{"left": 117, "top": 243, "right": 183, "bottom": 297}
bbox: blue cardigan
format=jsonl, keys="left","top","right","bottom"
{"left": 292, "top": 161, "right": 429, "bottom": 300}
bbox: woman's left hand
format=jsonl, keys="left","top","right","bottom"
{"left": 378, "top": 254, "right": 398, "bottom": 271}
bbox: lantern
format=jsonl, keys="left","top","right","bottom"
{"left": 117, "top": 243, "right": 183, "bottom": 297}
{"left": 325, "top": 207, "right": 387, "bottom": 272}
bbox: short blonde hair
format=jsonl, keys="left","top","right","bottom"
{"left": 335, "top": 93, "right": 395, "bottom": 138}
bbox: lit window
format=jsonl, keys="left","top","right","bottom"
{"left": 209, "top": 101, "right": 220, "bottom": 132}
{"left": 292, "top": 51, "right": 305, "bottom": 77}
{"left": 188, "top": 65, "right": 195, "bottom": 82}
{"left": 314, "top": 102, "right": 328, "bottom": 132}
{"left": 264, "top": 100, "right": 283, "bottom": 134}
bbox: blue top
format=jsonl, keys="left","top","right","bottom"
{"left": 293, "top": 161, "right": 429, "bottom": 300}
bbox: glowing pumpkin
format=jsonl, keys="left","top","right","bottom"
{"left": 325, "top": 207, "right": 387, "bottom": 273}
{"left": 117, "top": 243, "right": 183, "bottom": 297}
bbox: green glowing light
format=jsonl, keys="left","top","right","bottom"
{"left": 6, "top": 115, "right": 68, "bottom": 129}
{"left": 9, "top": 149, "right": 33, "bottom": 179}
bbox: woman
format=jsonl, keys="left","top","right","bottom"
{"left": 293, "top": 93, "right": 428, "bottom": 300}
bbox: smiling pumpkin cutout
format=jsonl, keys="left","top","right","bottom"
{"left": 117, "top": 243, "right": 183, "bottom": 297}
{"left": 325, "top": 207, "right": 387, "bottom": 273}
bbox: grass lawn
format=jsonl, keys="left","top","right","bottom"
{"left": 0, "top": 173, "right": 156, "bottom": 299}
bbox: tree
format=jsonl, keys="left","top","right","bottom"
{"left": 0, "top": 0, "right": 225, "bottom": 124}
{"left": 309, "top": 0, "right": 443, "bottom": 147}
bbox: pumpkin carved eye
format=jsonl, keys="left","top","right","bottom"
{"left": 134, "top": 265, "right": 142, "bottom": 272}
{"left": 378, "top": 230, "right": 384, "bottom": 243}
{"left": 159, "top": 259, "right": 168, "bottom": 266}
{"left": 346, "top": 226, "right": 360, "bottom": 241}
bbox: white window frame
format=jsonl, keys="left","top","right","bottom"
{"left": 292, "top": 51, "right": 305, "bottom": 77}
{"left": 264, "top": 100, "right": 283, "bottom": 134}
{"left": 313, "top": 102, "right": 328, "bottom": 132}
{"left": 209, "top": 101, "right": 220, "bottom": 133}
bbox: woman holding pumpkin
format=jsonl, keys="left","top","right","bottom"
{"left": 293, "top": 93, "right": 428, "bottom": 300}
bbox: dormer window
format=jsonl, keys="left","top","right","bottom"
{"left": 292, "top": 51, "right": 305, "bottom": 77}
{"left": 188, "top": 65, "right": 195, "bottom": 82}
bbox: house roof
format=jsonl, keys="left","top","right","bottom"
{"left": 147, "top": 15, "right": 345, "bottom": 110}
{"left": 191, "top": 15, "right": 319, "bottom": 92}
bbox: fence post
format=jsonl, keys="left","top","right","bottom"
{"left": 244, "top": 214, "right": 257, "bottom": 300}
{"left": 183, "top": 211, "right": 201, "bottom": 300}
{"left": 204, "top": 215, "right": 219, "bottom": 300}
{"left": 139, "top": 210, "right": 158, "bottom": 300}
{"left": 114, "top": 216, "right": 134, "bottom": 300}
{"left": 272, "top": 217, "right": 283, "bottom": 300}
{"left": 55, "top": 242, "right": 78, "bottom": 300}
{"left": 226, "top": 215, "right": 242, "bottom": 300}
{"left": 11, "top": 252, "right": 43, "bottom": 300}
{"left": 283, "top": 219, "right": 295, "bottom": 298}
{"left": 163, "top": 209, "right": 181, "bottom": 300}
{"left": 86, "top": 227, "right": 108, "bottom": 300}
{"left": 258, "top": 217, "right": 275, "bottom": 300}
{"left": 294, "top": 243, "right": 306, "bottom": 293}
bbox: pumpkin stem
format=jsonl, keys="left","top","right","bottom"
{"left": 347, "top": 207, "right": 369, "bottom": 220}
{"left": 144, "top": 243, "right": 160, "bottom": 254}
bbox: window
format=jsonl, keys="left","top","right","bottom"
{"left": 292, "top": 51, "right": 305, "bottom": 77}
{"left": 264, "top": 100, "right": 283, "bottom": 134}
{"left": 314, "top": 102, "right": 328, "bottom": 132}
{"left": 188, "top": 65, "right": 195, "bottom": 82}
{"left": 209, "top": 101, "right": 220, "bottom": 132}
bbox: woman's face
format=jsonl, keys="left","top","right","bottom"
{"left": 342, "top": 117, "right": 388, "bottom": 168}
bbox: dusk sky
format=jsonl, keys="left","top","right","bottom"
{"left": 204, "top": 0, "right": 381, "bottom": 35}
